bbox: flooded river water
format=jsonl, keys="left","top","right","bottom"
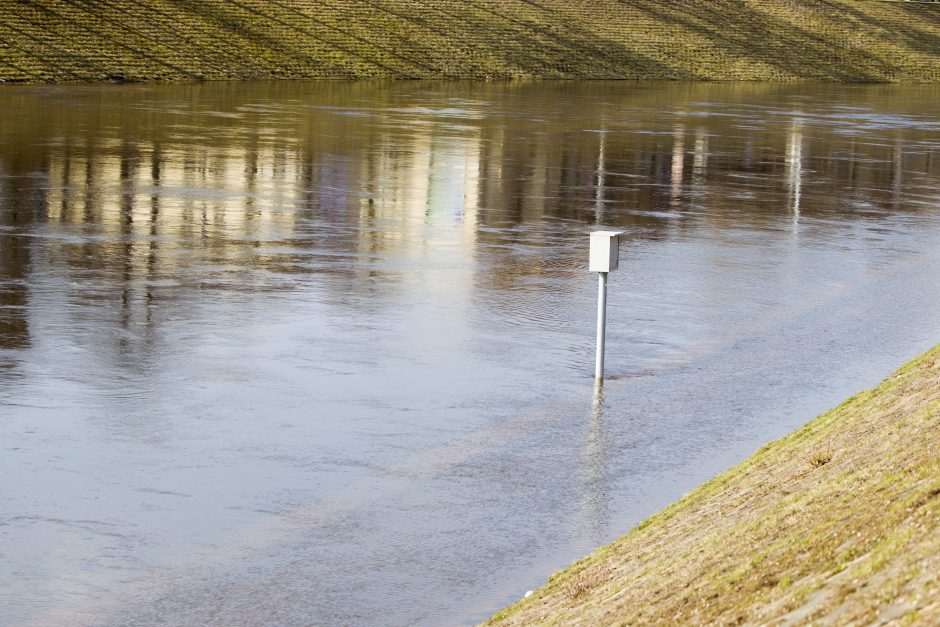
{"left": 2, "top": 81, "right": 940, "bottom": 626}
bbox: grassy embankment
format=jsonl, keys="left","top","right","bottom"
{"left": 486, "top": 345, "right": 940, "bottom": 625}
{"left": 3, "top": 1, "right": 940, "bottom": 83}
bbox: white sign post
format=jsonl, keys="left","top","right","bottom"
{"left": 589, "top": 230, "right": 624, "bottom": 381}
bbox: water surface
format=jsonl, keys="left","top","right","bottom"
{"left": 2, "top": 81, "right": 940, "bottom": 625}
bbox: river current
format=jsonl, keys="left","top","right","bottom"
{"left": 2, "top": 81, "right": 940, "bottom": 625}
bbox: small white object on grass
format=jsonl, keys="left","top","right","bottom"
{"left": 524, "top": 590, "right": 533, "bottom": 598}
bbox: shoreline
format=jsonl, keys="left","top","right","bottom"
{"left": 486, "top": 344, "right": 940, "bottom": 625}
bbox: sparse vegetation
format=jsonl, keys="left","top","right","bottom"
{"left": 486, "top": 344, "right": 940, "bottom": 625}
{"left": 809, "top": 442, "right": 833, "bottom": 467}
{"left": 564, "top": 565, "right": 612, "bottom": 601}
{"left": 3, "top": 1, "right": 940, "bottom": 83}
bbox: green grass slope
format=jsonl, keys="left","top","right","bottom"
{"left": 486, "top": 344, "right": 940, "bottom": 625}
{"left": 2, "top": 1, "right": 940, "bottom": 82}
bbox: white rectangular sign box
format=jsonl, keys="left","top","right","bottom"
{"left": 589, "top": 230, "right": 624, "bottom": 272}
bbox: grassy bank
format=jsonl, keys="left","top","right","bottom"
{"left": 487, "top": 345, "right": 940, "bottom": 625}
{"left": 3, "top": 1, "right": 940, "bottom": 83}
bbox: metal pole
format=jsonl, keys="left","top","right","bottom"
{"left": 595, "top": 271, "right": 608, "bottom": 380}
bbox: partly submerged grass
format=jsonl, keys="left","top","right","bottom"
{"left": 486, "top": 344, "right": 940, "bottom": 625}
{"left": 4, "top": 1, "right": 940, "bottom": 83}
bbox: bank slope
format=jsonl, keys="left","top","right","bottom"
{"left": 487, "top": 345, "right": 940, "bottom": 625}
{"left": 3, "top": 1, "right": 940, "bottom": 83}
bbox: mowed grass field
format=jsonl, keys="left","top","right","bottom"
{"left": 2, "top": 1, "right": 940, "bottom": 82}
{"left": 486, "top": 344, "right": 940, "bottom": 625}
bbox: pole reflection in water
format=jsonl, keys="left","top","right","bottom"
{"left": 670, "top": 123, "right": 686, "bottom": 207}
{"left": 786, "top": 116, "right": 804, "bottom": 223}
{"left": 594, "top": 123, "right": 607, "bottom": 224}
{"left": 2, "top": 81, "right": 940, "bottom": 626}
{"left": 692, "top": 128, "right": 708, "bottom": 190}
{"left": 578, "top": 382, "right": 611, "bottom": 546}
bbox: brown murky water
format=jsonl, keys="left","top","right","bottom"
{"left": 2, "top": 81, "right": 940, "bottom": 626}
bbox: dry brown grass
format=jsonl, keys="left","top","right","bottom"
{"left": 564, "top": 565, "right": 612, "bottom": 601}
{"left": 808, "top": 442, "right": 833, "bottom": 468}
{"left": 486, "top": 345, "right": 940, "bottom": 626}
